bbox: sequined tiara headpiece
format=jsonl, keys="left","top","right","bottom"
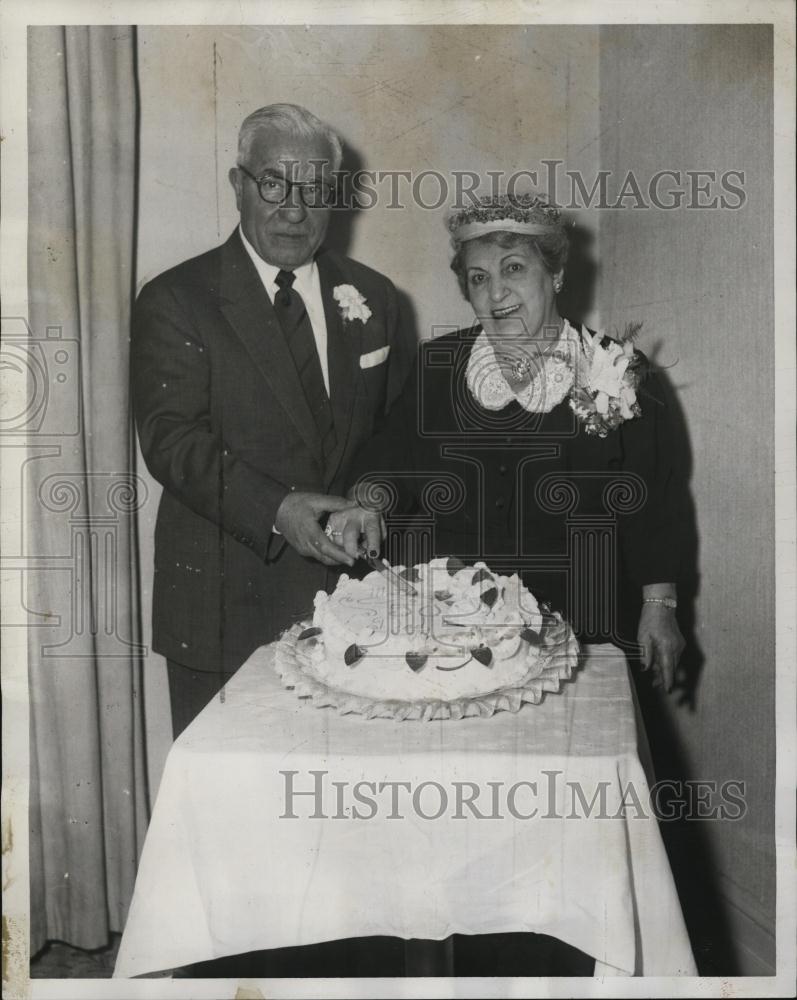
{"left": 447, "top": 192, "right": 565, "bottom": 243}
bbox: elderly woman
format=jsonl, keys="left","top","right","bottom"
{"left": 331, "top": 192, "right": 685, "bottom": 692}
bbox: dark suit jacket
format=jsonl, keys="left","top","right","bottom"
{"left": 133, "top": 229, "right": 409, "bottom": 672}
{"left": 349, "top": 326, "right": 686, "bottom": 647}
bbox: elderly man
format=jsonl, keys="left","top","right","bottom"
{"left": 133, "top": 104, "right": 406, "bottom": 737}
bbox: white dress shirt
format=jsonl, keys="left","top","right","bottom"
{"left": 238, "top": 223, "right": 330, "bottom": 394}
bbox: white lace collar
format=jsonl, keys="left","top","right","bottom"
{"left": 465, "top": 319, "right": 581, "bottom": 413}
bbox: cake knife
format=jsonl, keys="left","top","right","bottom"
{"left": 362, "top": 553, "right": 419, "bottom": 596}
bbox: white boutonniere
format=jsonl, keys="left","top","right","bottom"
{"left": 333, "top": 284, "right": 372, "bottom": 324}
{"left": 568, "top": 323, "right": 645, "bottom": 437}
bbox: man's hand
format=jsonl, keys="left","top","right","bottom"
{"left": 326, "top": 505, "right": 386, "bottom": 562}
{"left": 274, "top": 492, "right": 356, "bottom": 567}
{"left": 637, "top": 603, "right": 686, "bottom": 692}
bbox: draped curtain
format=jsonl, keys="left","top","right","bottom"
{"left": 27, "top": 25, "right": 148, "bottom": 953}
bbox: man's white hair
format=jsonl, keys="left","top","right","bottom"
{"left": 237, "top": 103, "right": 343, "bottom": 172}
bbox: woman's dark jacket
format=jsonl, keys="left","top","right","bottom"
{"left": 348, "top": 325, "right": 685, "bottom": 648}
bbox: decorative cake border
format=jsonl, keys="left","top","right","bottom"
{"left": 273, "top": 621, "right": 580, "bottom": 721}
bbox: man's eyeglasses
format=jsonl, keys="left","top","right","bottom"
{"left": 238, "top": 165, "right": 335, "bottom": 208}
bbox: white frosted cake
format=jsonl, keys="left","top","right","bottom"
{"left": 273, "top": 558, "right": 579, "bottom": 720}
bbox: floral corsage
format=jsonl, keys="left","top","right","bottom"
{"left": 333, "top": 284, "right": 372, "bottom": 324}
{"left": 569, "top": 323, "right": 646, "bottom": 437}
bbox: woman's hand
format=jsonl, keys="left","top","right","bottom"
{"left": 325, "top": 505, "right": 386, "bottom": 562}
{"left": 637, "top": 603, "right": 685, "bottom": 692}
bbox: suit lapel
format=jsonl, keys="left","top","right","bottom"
{"left": 218, "top": 231, "right": 323, "bottom": 466}
{"left": 317, "top": 250, "right": 360, "bottom": 484}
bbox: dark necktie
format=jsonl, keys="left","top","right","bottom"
{"left": 273, "top": 269, "right": 337, "bottom": 465}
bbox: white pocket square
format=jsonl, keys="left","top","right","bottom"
{"left": 359, "top": 345, "right": 391, "bottom": 369}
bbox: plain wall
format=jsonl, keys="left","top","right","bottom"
{"left": 598, "top": 24, "right": 775, "bottom": 975}
{"left": 136, "top": 24, "right": 602, "bottom": 332}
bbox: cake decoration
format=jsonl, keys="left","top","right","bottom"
{"left": 273, "top": 558, "right": 579, "bottom": 720}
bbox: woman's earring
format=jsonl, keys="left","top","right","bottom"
{"left": 553, "top": 277, "right": 563, "bottom": 293}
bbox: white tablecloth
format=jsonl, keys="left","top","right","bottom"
{"left": 115, "top": 643, "right": 696, "bottom": 978}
